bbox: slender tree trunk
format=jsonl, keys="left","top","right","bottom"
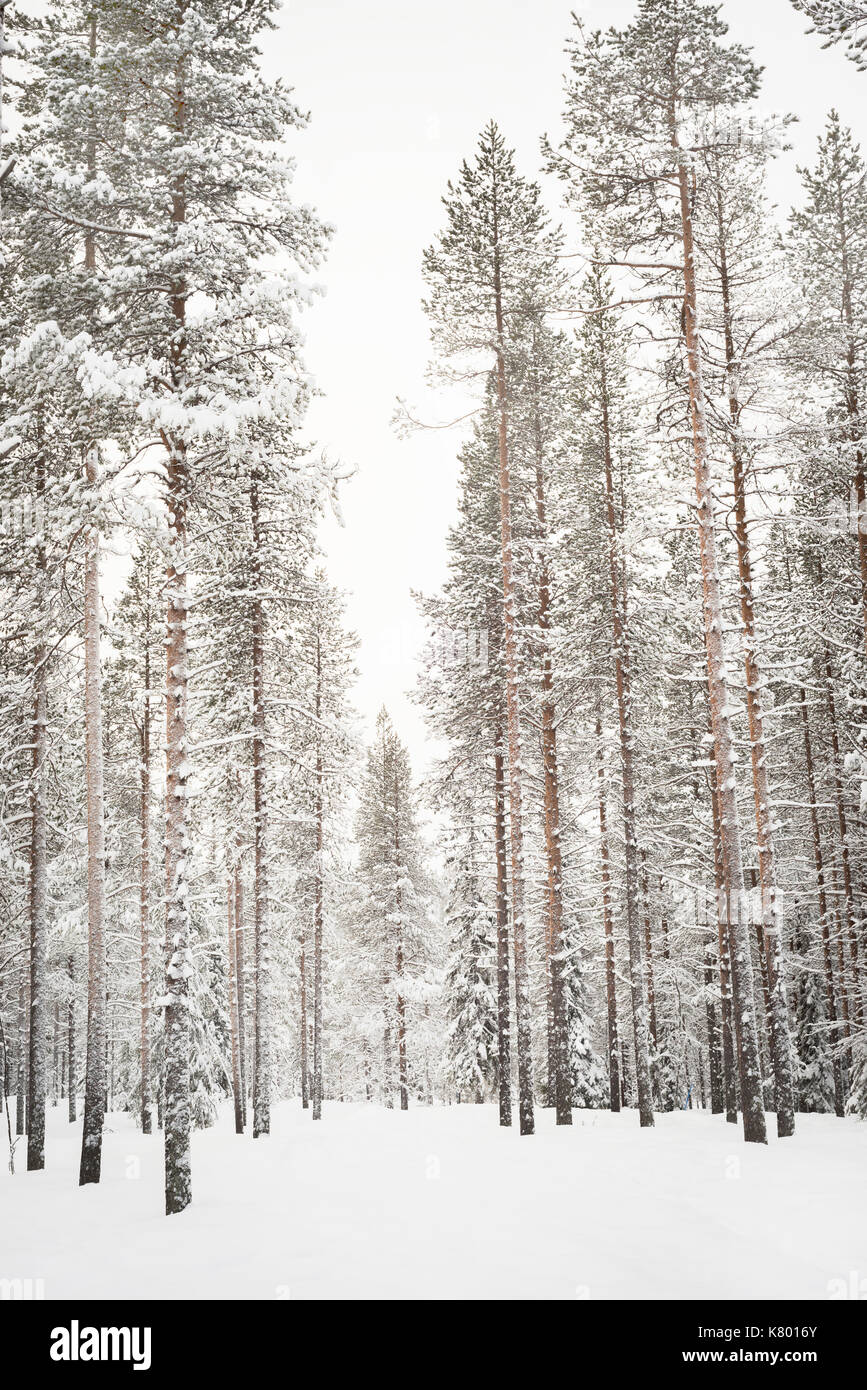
{"left": 711, "top": 710, "right": 741, "bottom": 1127}
{"left": 705, "top": 932, "right": 723, "bottom": 1115}
{"left": 227, "top": 877, "right": 243, "bottom": 1133}
{"left": 816, "top": 603, "right": 862, "bottom": 1023}
{"left": 300, "top": 929, "right": 309, "bottom": 1109}
{"left": 598, "top": 349, "right": 654, "bottom": 1129}
{"left": 162, "top": 425, "right": 192, "bottom": 1212}
{"left": 250, "top": 474, "right": 271, "bottom": 1139}
{"left": 139, "top": 637, "right": 152, "bottom": 1136}
{"left": 78, "top": 12, "right": 109, "bottom": 1185}
{"left": 27, "top": 650, "right": 48, "bottom": 1172}
{"left": 160, "top": 12, "right": 193, "bottom": 1213}
{"left": 79, "top": 444, "right": 107, "bottom": 1183}
{"left": 492, "top": 734, "right": 512, "bottom": 1126}
{"left": 831, "top": 171, "right": 867, "bottom": 668}
{"left": 396, "top": 934, "right": 408, "bottom": 1111}
{"left": 312, "top": 634, "right": 324, "bottom": 1121}
{"left": 52, "top": 1002, "right": 60, "bottom": 1106}
{"left": 16, "top": 946, "right": 26, "bottom": 1136}
{"left": 798, "top": 684, "right": 847, "bottom": 1115}
{"left": 382, "top": 1008, "right": 393, "bottom": 1108}
{"left": 596, "top": 711, "right": 621, "bottom": 1112}
{"left": 715, "top": 185, "right": 795, "bottom": 1136}
{"left": 66, "top": 955, "right": 76, "bottom": 1123}
{"left": 491, "top": 183, "right": 534, "bottom": 1135}
{"left": 393, "top": 762, "right": 409, "bottom": 1112}
{"left": 641, "top": 852, "right": 660, "bottom": 1057}
{"left": 233, "top": 859, "right": 247, "bottom": 1125}
{"left": 27, "top": 429, "right": 49, "bottom": 1171}
{"left": 673, "top": 117, "right": 766, "bottom": 1143}
{"left": 531, "top": 405, "right": 571, "bottom": 1125}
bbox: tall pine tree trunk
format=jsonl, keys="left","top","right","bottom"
{"left": 596, "top": 711, "right": 621, "bottom": 1113}
{"left": 79, "top": 446, "right": 107, "bottom": 1182}
{"left": 66, "top": 955, "right": 76, "bottom": 1124}
{"left": 798, "top": 683, "right": 846, "bottom": 1115}
{"left": 227, "top": 878, "right": 244, "bottom": 1133}
{"left": 79, "top": 14, "right": 108, "bottom": 1184}
{"left": 250, "top": 473, "right": 271, "bottom": 1138}
{"left": 27, "top": 647, "right": 48, "bottom": 1171}
{"left": 233, "top": 860, "right": 247, "bottom": 1125}
{"left": 705, "top": 932, "right": 723, "bottom": 1115}
{"left": 492, "top": 734, "right": 512, "bottom": 1127}
{"left": 27, "top": 442, "right": 49, "bottom": 1172}
{"left": 831, "top": 167, "right": 867, "bottom": 669}
{"left": 598, "top": 350, "right": 654, "bottom": 1129}
{"left": 531, "top": 411, "right": 571, "bottom": 1125}
{"left": 16, "top": 946, "right": 26, "bottom": 1136}
{"left": 710, "top": 765, "right": 739, "bottom": 1123}
{"left": 393, "top": 762, "right": 409, "bottom": 1112}
{"left": 139, "top": 639, "right": 152, "bottom": 1136}
{"left": 300, "top": 929, "right": 309, "bottom": 1109}
{"left": 816, "top": 606, "right": 862, "bottom": 1023}
{"left": 641, "top": 853, "right": 660, "bottom": 1062}
{"left": 312, "top": 633, "right": 324, "bottom": 1121}
{"left": 162, "top": 430, "right": 192, "bottom": 1211}
{"left": 491, "top": 189, "right": 534, "bottom": 1135}
{"left": 715, "top": 184, "right": 795, "bottom": 1137}
{"left": 161, "top": 16, "right": 193, "bottom": 1214}
{"left": 673, "top": 120, "right": 766, "bottom": 1143}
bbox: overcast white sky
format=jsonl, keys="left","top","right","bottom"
{"left": 261, "top": 0, "right": 865, "bottom": 773}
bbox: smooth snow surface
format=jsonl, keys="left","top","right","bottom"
{"left": 2, "top": 1101, "right": 865, "bottom": 1300}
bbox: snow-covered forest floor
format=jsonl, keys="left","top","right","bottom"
{"left": 3, "top": 1103, "right": 865, "bottom": 1300}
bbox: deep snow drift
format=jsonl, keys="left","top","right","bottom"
{"left": 2, "top": 1101, "right": 865, "bottom": 1300}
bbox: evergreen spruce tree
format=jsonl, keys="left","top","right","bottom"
{"left": 442, "top": 810, "right": 498, "bottom": 1102}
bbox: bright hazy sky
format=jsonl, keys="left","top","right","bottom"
{"left": 261, "top": 0, "right": 865, "bottom": 772}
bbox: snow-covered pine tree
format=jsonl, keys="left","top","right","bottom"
{"left": 442, "top": 806, "right": 498, "bottom": 1103}
{"left": 355, "top": 710, "right": 433, "bottom": 1111}
{"left": 572, "top": 265, "right": 655, "bottom": 1129}
{"left": 507, "top": 319, "right": 578, "bottom": 1125}
{"left": 787, "top": 118, "right": 867, "bottom": 1038}
{"left": 690, "top": 126, "right": 798, "bottom": 1137}
{"left": 552, "top": 0, "right": 769, "bottom": 1144}
{"left": 11, "top": 0, "right": 331, "bottom": 1210}
{"left": 291, "top": 573, "right": 359, "bottom": 1120}
{"left": 415, "top": 404, "right": 519, "bottom": 1127}
{"left": 111, "top": 540, "right": 165, "bottom": 1135}
{"left": 791, "top": 915, "right": 838, "bottom": 1113}
{"left": 422, "top": 123, "right": 564, "bottom": 1136}
{"left": 790, "top": 115, "right": 867, "bottom": 677}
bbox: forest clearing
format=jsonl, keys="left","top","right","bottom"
{"left": 4, "top": 1101, "right": 866, "bottom": 1300}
